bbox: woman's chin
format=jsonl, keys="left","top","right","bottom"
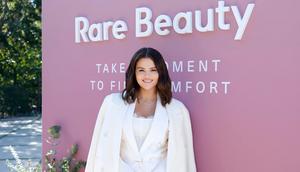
{"left": 140, "top": 86, "right": 156, "bottom": 91}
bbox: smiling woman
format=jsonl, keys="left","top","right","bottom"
{"left": 85, "top": 47, "right": 197, "bottom": 172}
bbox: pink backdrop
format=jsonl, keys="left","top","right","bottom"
{"left": 43, "top": 0, "right": 300, "bottom": 171}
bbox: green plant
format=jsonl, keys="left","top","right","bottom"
{"left": 6, "top": 145, "right": 41, "bottom": 172}
{"left": 45, "top": 125, "right": 86, "bottom": 172}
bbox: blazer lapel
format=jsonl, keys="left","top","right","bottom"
{"left": 123, "top": 99, "right": 140, "bottom": 155}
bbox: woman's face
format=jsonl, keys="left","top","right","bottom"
{"left": 135, "top": 57, "right": 159, "bottom": 92}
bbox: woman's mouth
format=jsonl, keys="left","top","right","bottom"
{"left": 143, "top": 79, "right": 153, "bottom": 83}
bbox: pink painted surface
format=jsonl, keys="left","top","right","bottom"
{"left": 43, "top": 0, "right": 300, "bottom": 171}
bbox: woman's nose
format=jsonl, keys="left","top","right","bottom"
{"left": 145, "top": 71, "right": 151, "bottom": 77}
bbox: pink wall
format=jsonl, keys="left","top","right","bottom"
{"left": 43, "top": 0, "right": 300, "bottom": 171}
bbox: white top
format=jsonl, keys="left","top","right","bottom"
{"left": 132, "top": 113, "right": 154, "bottom": 150}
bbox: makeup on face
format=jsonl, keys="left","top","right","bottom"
{"left": 135, "top": 58, "right": 159, "bottom": 91}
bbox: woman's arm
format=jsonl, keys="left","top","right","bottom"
{"left": 180, "top": 103, "right": 197, "bottom": 172}
{"left": 85, "top": 94, "right": 112, "bottom": 172}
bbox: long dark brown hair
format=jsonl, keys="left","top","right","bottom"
{"left": 122, "top": 47, "right": 172, "bottom": 106}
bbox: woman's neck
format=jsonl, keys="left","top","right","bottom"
{"left": 137, "top": 88, "right": 157, "bottom": 102}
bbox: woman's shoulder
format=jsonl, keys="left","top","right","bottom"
{"left": 104, "top": 92, "right": 126, "bottom": 105}
{"left": 167, "top": 97, "right": 189, "bottom": 112}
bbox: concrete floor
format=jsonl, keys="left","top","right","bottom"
{"left": 0, "top": 116, "right": 41, "bottom": 171}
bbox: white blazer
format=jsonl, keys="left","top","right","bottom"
{"left": 85, "top": 93, "right": 197, "bottom": 172}
{"left": 120, "top": 95, "right": 169, "bottom": 171}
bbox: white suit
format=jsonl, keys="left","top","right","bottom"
{"left": 85, "top": 93, "right": 197, "bottom": 172}
{"left": 119, "top": 95, "right": 169, "bottom": 171}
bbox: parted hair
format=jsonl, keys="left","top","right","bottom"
{"left": 122, "top": 47, "right": 172, "bottom": 106}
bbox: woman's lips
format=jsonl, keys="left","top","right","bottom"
{"left": 143, "top": 79, "right": 153, "bottom": 83}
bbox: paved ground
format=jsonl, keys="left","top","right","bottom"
{"left": 0, "top": 116, "right": 41, "bottom": 171}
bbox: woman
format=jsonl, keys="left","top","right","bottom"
{"left": 85, "top": 47, "right": 197, "bottom": 172}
